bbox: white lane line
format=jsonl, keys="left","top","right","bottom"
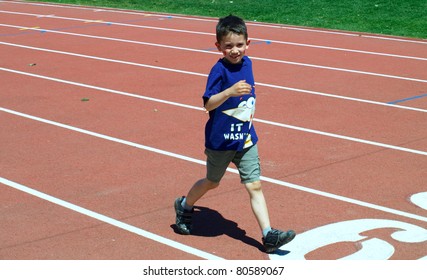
{"left": 254, "top": 118, "right": 427, "bottom": 156}
{"left": 4, "top": 0, "right": 427, "bottom": 45}
{"left": 1, "top": 66, "right": 426, "bottom": 156}
{"left": 0, "top": 177, "right": 223, "bottom": 260}
{"left": 0, "top": 66, "right": 205, "bottom": 110}
{"left": 1, "top": 10, "right": 426, "bottom": 61}
{"left": 256, "top": 81, "right": 427, "bottom": 113}
{"left": 1, "top": 42, "right": 426, "bottom": 114}
{"left": 1, "top": 66, "right": 426, "bottom": 155}
{"left": 1, "top": 107, "right": 427, "bottom": 224}
{"left": 1, "top": 23, "right": 426, "bottom": 84}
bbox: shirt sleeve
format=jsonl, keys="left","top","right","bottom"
{"left": 202, "top": 64, "right": 223, "bottom": 106}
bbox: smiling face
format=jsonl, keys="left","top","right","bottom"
{"left": 215, "top": 32, "right": 250, "bottom": 64}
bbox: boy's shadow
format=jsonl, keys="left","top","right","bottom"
{"left": 172, "top": 206, "right": 265, "bottom": 252}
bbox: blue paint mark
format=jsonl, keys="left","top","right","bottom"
{"left": 387, "top": 93, "right": 427, "bottom": 104}
{"left": 203, "top": 46, "right": 219, "bottom": 51}
{"left": 252, "top": 40, "right": 272, "bottom": 45}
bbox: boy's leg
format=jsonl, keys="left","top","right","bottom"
{"left": 245, "top": 180, "right": 296, "bottom": 253}
{"left": 174, "top": 178, "right": 218, "bottom": 235}
{"left": 245, "top": 180, "right": 271, "bottom": 231}
{"left": 234, "top": 145, "right": 270, "bottom": 230}
{"left": 185, "top": 178, "right": 219, "bottom": 207}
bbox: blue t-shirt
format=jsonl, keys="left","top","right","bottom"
{"left": 203, "top": 56, "right": 258, "bottom": 151}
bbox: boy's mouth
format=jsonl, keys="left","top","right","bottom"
{"left": 229, "top": 53, "right": 241, "bottom": 61}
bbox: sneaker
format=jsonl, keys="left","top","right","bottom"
{"left": 174, "top": 196, "right": 193, "bottom": 235}
{"left": 262, "top": 228, "right": 296, "bottom": 253}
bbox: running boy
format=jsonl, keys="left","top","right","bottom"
{"left": 174, "top": 15, "right": 295, "bottom": 253}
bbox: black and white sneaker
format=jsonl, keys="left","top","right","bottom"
{"left": 262, "top": 228, "right": 296, "bottom": 253}
{"left": 174, "top": 196, "right": 193, "bottom": 235}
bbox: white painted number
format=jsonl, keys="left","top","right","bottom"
{"left": 269, "top": 219, "right": 427, "bottom": 260}
{"left": 410, "top": 192, "right": 427, "bottom": 210}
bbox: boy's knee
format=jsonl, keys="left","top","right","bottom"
{"left": 245, "top": 180, "right": 262, "bottom": 192}
{"left": 204, "top": 178, "right": 220, "bottom": 190}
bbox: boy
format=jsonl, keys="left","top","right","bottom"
{"left": 174, "top": 15, "right": 295, "bottom": 253}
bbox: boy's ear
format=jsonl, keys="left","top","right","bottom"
{"left": 246, "top": 39, "right": 251, "bottom": 49}
{"left": 215, "top": 42, "right": 221, "bottom": 51}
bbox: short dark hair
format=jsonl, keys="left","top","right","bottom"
{"left": 216, "top": 15, "right": 248, "bottom": 43}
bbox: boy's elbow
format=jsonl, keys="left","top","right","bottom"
{"left": 204, "top": 103, "right": 214, "bottom": 111}
{"left": 203, "top": 97, "right": 211, "bottom": 111}
{"left": 204, "top": 98, "right": 215, "bottom": 111}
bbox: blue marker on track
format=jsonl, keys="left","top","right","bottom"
{"left": 387, "top": 93, "right": 427, "bottom": 104}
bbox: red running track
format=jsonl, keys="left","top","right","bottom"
{"left": 0, "top": 0, "right": 426, "bottom": 260}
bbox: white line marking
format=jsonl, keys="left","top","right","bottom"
{"left": 4, "top": 0, "right": 427, "bottom": 45}
{"left": 256, "top": 81, "right": 427, "bottom": 113}
{"left": 1, "top": 107, "right": 426, "bottom": 224}
{"left": 0, "top": 66, "right": 205, "bottom": 110}
{"left": 254, "top": 118, "right": 427, "bottom": 156}
{"left": 1, "top": 67, "right": 426, "bottom": 156}
{"left": 1, "top": 22, "right": 426, "bottom": 84}
{"left": 0, "top": 176, "right": 223, "bottom": 260}
{"left": 1, "top": 41, "right": 426, "bottom": 114}
{"left": 254, "top": 56, "right": 427, "bottom": 83}
{"left": 1, "top": 10, "right": 426, "bottom": 61}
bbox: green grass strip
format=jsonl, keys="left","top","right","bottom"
{"left": 31, "top": 0, "right": 426, "bottom": 39}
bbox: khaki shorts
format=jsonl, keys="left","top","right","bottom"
{"left": 205, "top": 144, "right": 261, "bottom": 184}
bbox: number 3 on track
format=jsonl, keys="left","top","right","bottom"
{"left": 269, "top": 219, "right": 427, "bottom": 260}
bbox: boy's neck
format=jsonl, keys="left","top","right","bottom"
{"left": 222, "top": 56, "right": 245, "bottom": 65}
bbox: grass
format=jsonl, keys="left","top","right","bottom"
{"left": 33, "top": 0, "right": 426, "bottom": 39}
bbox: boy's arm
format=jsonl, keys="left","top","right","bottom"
{"left": 204, "top": 80, "right": 252, "bottom": 111}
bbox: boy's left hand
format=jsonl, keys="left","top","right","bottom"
{"left": 229, "top": 80, "right": 252, "bottom": 97}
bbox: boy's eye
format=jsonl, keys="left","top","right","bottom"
{"left": 224, "top": 44, "right": 243, "bottom": 49}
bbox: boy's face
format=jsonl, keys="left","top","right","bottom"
{"left": 215, "top": 32, "right": 250, "bottom": 64}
